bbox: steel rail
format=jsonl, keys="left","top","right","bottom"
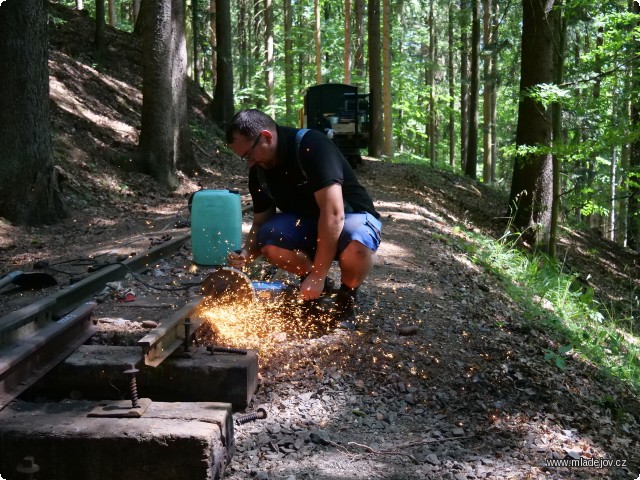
{"left": 0, "top": 206, "right": 252, "bottom": 407}
{"left": 137, "top": 297, "right": 206, "bottom": 367}
{"left": 0, "top": 232, "right": 191, "bottom": 346}
{"left": 0, "top": 232, "right": 191, "bottom": 410}
{"left": 0, "top": 301, "right": 98, "bottom": 410}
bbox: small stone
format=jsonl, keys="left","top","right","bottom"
{"left": 309, "top": 430, "right": 331, "bottom": 445}
{"left": 452, "top": 427, "right": 465, "bottom": 436}
{"left": 426, "top": 453, "right": 440, "bottom": 465}
{"left": 398, "top": 325, "right": 419, "bottom": 336}
{"left": 142, "top": 320, "right": 158, "bottom": 329}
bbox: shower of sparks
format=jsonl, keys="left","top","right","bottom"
{"left": 195, "top": 292, "right": 349, "bottom": 362}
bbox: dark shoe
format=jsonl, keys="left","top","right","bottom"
{"left": 330, "top": 287, "right": 358, "bottom": 329}
{"left": 323, "top": 277, "right": 336, "bottom": 294}
{"left": 333, "top": 288, "right": 356, "bottom": 318}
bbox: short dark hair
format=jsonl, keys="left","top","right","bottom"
{"left": 226, "top": 109, "right": 277, "bottom": 144}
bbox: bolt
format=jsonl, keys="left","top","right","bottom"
{"left": 183, "top": 317, "right": 192, "bottom": 351}
{"left": 206, "top": 345, "right": 248, "bottom": 355}
{"left": 123, "top": 364, "right": 140, "bottom": 408}
{"left": 235, "top": 407, "right": 267, "bottom": 425}
{"left": 16, "top": 455, "right": 40, "bottom": 479}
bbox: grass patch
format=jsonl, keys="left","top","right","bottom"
{"left": 463, "top": 230, "right": 640, "bottom": 393}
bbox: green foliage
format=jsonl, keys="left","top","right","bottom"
{"left": 544, "top": 344, "right": 573, "bottom": 371}
{"left": 467, "top": 228, "right": 640, "bottom": 393}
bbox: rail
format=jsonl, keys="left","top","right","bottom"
{"left": 0, "top": 232, "right": 191, "bottom": 410}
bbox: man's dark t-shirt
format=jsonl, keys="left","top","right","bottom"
{"left": 248, "top": 126, "right": 379, "bottom": 219}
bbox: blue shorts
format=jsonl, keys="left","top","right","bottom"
{"left": 256, "top": 212, "right": 382, "bottom": 258}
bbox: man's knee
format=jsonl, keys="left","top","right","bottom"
{"left": 341, "top": 240, "right": 374, "bottom": 260}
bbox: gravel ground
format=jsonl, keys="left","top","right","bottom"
{"left": 202, "top": 162, "right": 640, "bottom": 479}
{"left": 2, "top": 161, "right": 639, "bottom": 480}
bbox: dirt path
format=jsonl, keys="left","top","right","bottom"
{"left": 222, "top": 160, "right": 639, "bottom": 480}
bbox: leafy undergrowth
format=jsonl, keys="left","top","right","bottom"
{"left": 465, "top": 231, "right": 640, "bottom": 394}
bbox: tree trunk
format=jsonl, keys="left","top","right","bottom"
{"left": 95, "top": 0, "right": 106, "bottom": 59}
{"left": 211, "top": 0, "right": 235, "bottom": 127}
{"left": 610, "top": 147, "right": 618, "bottom": 242}
{"left": 464, "top": 0, "right": 479, "bottom": 179}
{"left": 549, "top": 4, "right": 566, "bottom": 258}
{"left": 192, "top": 0, "right": 201, "bottom": 87}
{"left": 382, "top": 0, "right": 393, "bottom": 157}
{"left": 0, "top": 0, "right": 66, "bottom": 225}
{"left": 77, "top": 0, "right": 84, "bottom": 11}
{"left": 344, "top": 0, "right": 352, "bottom": 85}
{"left": 618, "top": 141, "right": 630, "bottom": 245}
{"left": 108, "top": 0, "right": 117, "bottom": 26}
{"left": 172, "top": 0, "right": 196, "bottom": 174}
{"left": 354, "top": 0, "right": 366, "bottom": 84}
{"left": 315, "top": 0, "right": 322, "bottom": 84}
{"left": 133, "top": 0, "right": 141, "bottom": 24}
{"left": 482, "top": 0, "right": 492, "bottom": 182}
{"left": 508, "top": 0, "right": 557, "bottom": 249}
{"left": 253, "top": 0, "right": 263, "bottom": 107}
{"left": 448, "top": 0, "right": 455, "bottom": 168}
{"left": 138, "top": 0, "right": 194, "bottom": 189}
{"left": 490, "top": 2, "right": 498, "bottom": 182}
{"left": 368, "top": 0, "right": 384, "bottom": 157}
{"left": 628, "top": 0, "right": 640, "bottom": 249}
{"left": 265, "top": 0, "right": 275, "bottom": 115}
{"left": 459, "top": 0, "right": 469, "bottom": 169}
{"left": 428, "top": 0, "right": 436, "bottom": 165}
{"left": 284, "top": 0, "right": 294, "bottom": 123}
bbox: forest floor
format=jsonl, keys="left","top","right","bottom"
{"left": 1, "top": 3, "right": 639, "bottom": 479}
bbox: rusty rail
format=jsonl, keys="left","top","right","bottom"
{"left": 0, "top": 232, "right": 192, "bottom": 410}
{"left": 0, "top": 301, "right": 98, "bottom": 410}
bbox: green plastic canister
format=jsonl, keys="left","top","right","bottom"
{"left": 190, "top": 190, "right": 242, "bottom": 265}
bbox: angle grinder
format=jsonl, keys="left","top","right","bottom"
{"left": 200, "top": 267, "right": 295, "bottom": 304}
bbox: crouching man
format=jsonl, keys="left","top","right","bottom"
{"left": 225, "top": 109, "right": 382, "bottom": 328}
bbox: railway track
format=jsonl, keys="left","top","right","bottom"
{"left": 0, "top": 232, "right": 193, "bottom": 410}
{"left": 0, "top": 229, "right": 259, "bottom": 479}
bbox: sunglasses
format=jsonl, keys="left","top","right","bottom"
{"left": 240, "top": 133, "right": 262, "bottom": 162}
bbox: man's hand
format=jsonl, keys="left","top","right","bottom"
{"left": 299, "top": 273, "right": 325, "bottom": 301}
{"left": 227, "top": 250, "right": 249, "bottom": 270}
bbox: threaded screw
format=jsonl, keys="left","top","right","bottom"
{"left": 183, "top": 317, "right": 192, "bottom": 351}
{"left": 235, "top": 407, "right": 267, "bottom": 425}
{"left": 207, "top": 345, "right": 248, "bottom": 355}
{"left": 123, "top": 364, "right": 140, "bottom": 408}
{"left": 16, "top": 455, "right": 40, "bottom": 479}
